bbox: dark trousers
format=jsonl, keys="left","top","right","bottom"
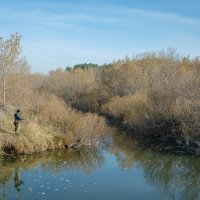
{"left": 14, "top": 120, "right": 20, "bottom": 135}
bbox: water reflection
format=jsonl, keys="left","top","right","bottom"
{"left": 110, "top": 129, "right": 200, "bottom": 200}
{"left": 0, "top": 147, "right": 104, "bottom": 199}
{"left": 0, "top": 131, "right": 200, "bottom": 200}
{"left": 14, "top": 168, "right": 24, "bottom": 192}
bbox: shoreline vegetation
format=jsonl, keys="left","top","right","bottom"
{"left": 0, "top": 96, "right": 107, "bottom": 154}
{"left": 0, "top": 33, "right": 200, "bottom": 155}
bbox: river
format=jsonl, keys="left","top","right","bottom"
{"left": 0, "top": 129, "right": 200, "bottom": 200}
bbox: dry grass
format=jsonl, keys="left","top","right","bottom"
{"left": 0, "top": 115, "right": 64, "bottom": 154}
{"left": 0, "top": 93, "right": 108, "bottom": 154}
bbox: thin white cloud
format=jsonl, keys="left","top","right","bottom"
{"left": 0, "top": 8, "right": 125, "bottom": 27}
{"left": 1, "top": 1, "right": 199, "bottom": 73}
{"left": 1, "top": 3, "right": 199, "bottom": 28}
{"left": 126, "top": 8, "right": 200, "bottom": 25}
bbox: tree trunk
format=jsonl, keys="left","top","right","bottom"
{"left": 3, "top": 69, "right": 6, "bottom": 107}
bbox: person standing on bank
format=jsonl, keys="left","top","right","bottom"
{"left": 14, "top": 109, "right": 24, "bottom": 135}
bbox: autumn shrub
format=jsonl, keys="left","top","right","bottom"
{"left": 101, "top": 50, "right": 200, "bottom": 141}
{"left": 70, "top": 86, "right": 110, "bottom": 112}
{"left": 42, "top": 68, "right": 97, "bottom": 102}
{"left": 173, "top": 73, "right": 200, "bottom": 142}
{"left": 101, "top": 93, "right": 152, "bottom": 127}
{"left": 100, "top": 61, "right": 147, "bottom": 97}
{"left": 63, "top": 113, "right": 107, "bottom": 146}
{"left": 29, "top": 92, "right": 108, "bottom": 148}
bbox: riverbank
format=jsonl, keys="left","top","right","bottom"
{"left": 0, "top": 97, "right": 108, "bottom": 155}
{"left": 105, "top": 114, "right": 200, "bottom": 156}
{"left": 0, "top": 109, "right": 199, "bottom": 156}
{"left": 0, "top": 117, "right": 107, "bottom": 155}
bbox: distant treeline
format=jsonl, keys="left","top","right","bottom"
{"left": 65, "top": 63, "right": 110, "bottom": 71}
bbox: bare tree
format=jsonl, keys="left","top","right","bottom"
{"left": 0, "top": 33, "right": 26, "bottom": 107}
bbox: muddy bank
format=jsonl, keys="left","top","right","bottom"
{"left": 105, "top": 115, "right": 200, "bottom": 156}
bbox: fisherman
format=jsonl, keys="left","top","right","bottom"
{"left": 14, "top": 109, "right": 24, "bottom": 135}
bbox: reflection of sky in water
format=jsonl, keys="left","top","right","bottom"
{"left": 1, "top": 135, "right": 200, "bottom": 200}
{"left": 0, "top": 150, "right": 165, "bottom": 200}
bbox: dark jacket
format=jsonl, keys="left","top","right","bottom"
{"left": 14, "top": 112, "right": 24, "bottom": 122}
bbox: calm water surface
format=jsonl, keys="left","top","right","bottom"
{"left": 1, "top": 131, "right": 200, "bottom": 200}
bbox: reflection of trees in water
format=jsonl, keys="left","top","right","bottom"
{"left": 0, "top": 147, "right": 104, "bottom": 199}
{"left": 0, "top": 147, "right": 104, "bottom": 178}
{"left": 140, "top": 152, "right": 200, "bottom": 200}
{"left": 41, "top": 147, "right": 104, "bottom": 174}
{"left": 110, "top": 131, "right": 200, "bottom": 200}
{"left": 109, "top": 130, "right": 141, "bottom": 169}
{"left": 2, "top": 131, "right": 200, "bottom": 200}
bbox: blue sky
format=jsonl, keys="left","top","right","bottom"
{"left": 0, "top": 0, "right": 200, "bottom": 73}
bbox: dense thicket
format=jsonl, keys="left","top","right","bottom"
{"left": 42, "top": 49, "right": 200, "bottom": 144}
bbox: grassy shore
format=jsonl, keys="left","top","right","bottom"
{"left": 0, "top": 94, "right": 107, "bottom": 154}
